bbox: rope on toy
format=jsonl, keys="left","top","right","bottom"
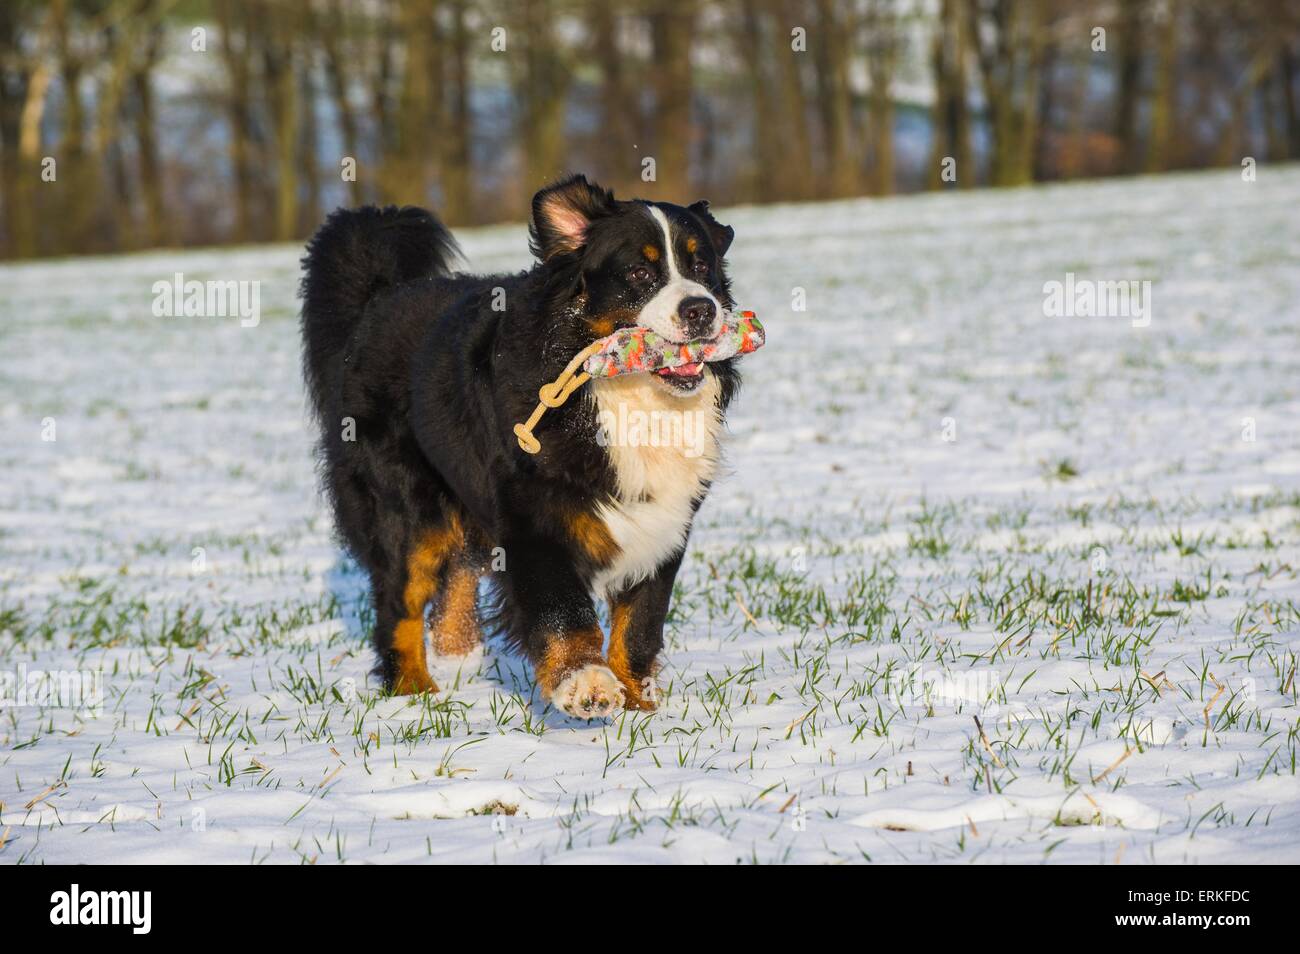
{"left": 512, "top": 339, "right": 605, "bottom": 454}
{"left": 513, "top": 310, "right": 765, "bottom": 454}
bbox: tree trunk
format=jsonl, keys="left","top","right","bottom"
{"left": 216, "top": 0, "right": 256, "bottom": 241}
{"left": 949, "top": 0, "right": 972, "bottom": 187}
{"left": 300, "top": 51, "right": 322, "bottom": 229}
{"left": 0, "top": 5, "right": 28, "bottom": 256}
{"left": 260, "top": 8, "right": 301, "bottom": 241}
{"left": 814, "top": 0, "right": 856, "bottom": 197}
{"left": 928, "top": 0, "right": 972, "bottom": 188}
{"left": 131, "top": 16, "right": 167, "bottom": 248}
{"left": 1145, "top": 2, "right": 1177, "bottom": 172}
{"left": 737, "top": 0, "right": 777, "bottom": 202}
{"left": 53, "top": 0, "right": 95, "bottom": 253}
{"left": 967, "top": 0, "right": 1047, "bottom": 186}
{"left": 1282, "top": 46, "right": 1300, "bottom": 159}
{"left": 370, "top": 1, "right": 397, "bottom": 204}
{"left": 441, "top": 0, "right": 473, "bottom": 223}
{"left": 320, "top": 0, "right": 361, "bottom": 205}
{"left": 513, "top": 0, "right": 569, "bottom": 197}
{"left": 592, "top": 0, "right": 635, "bottom": 193}
{"left": 388, "top": 0, "right": 437, "bottom": 205}
{"left": 96, "top": 16, "right": 144, "bottom": 246}
{"left": 649, "top": 0, "right": 696, "bottom": 200}
{"left": 867, "top": 75, "right": 895, "bottom": 195}
{"left": 1114, "top": 0, "right": 1145, "bottom": 174}
{"left": 1016, "top": 0, "right": 1047, "bottom": 184}
{"left": 865, "top": 0, "right": 899, "bottom": 195}
{"left": 771, "top": 0, "right": 812, "bottom": 200}
{"left": 15, "top": 59, "right": 52, "bottom": 258}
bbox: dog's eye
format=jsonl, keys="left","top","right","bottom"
{"left": 691, "top": 260, "right": 710, "bottom": 279}
{"left": 627, "top": 265, "right": 653, "bottom": 284}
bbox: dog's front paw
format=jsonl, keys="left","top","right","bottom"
{"left": 551, "top": 664, "right": 625, "bottom": 719}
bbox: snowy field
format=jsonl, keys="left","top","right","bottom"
{"left": 1, "top": 167, "right": 1298, "bottom": 864}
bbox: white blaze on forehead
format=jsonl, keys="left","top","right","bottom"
{"left": 648, "top": 206, "right": 684, "bottom": 278}
{"left": 635, "top": 205, "right": 721, "bottom": 343}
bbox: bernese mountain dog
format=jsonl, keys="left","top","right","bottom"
{"left": 299, "top": 174, "right": 742, "bottom": 718}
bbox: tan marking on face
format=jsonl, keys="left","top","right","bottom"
{"left": 685, "top": 236, "right": 698, "bottom": 254}
{"left": 642, "top": 244, "right": 660, "bottom": 262}
{"left": 534, "top": 626, "right": 604, "bottom": 697}
{"left": 585, "top": 307, "right": 637, "bottom": 340}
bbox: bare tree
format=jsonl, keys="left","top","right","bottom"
{"left": 3, "top": 0, "right": 1297, "bottom": 259}
{"left": 648, "top": 0, "right": 696, "bottom": 200}
{"left": 1282, "top": 42, "right": 1300, "bottom": 158}
{"left": 736, "top": 0, "right": 776, "bottom": 202}
{"left": 591, "top": 0, "right": 637, "bottom": 193}
{"left": 512, "top": 0, "right": 570, "bottom": 196}
{"left": 928, "top": 0, "right": 973, "bottom": 188}
{"left": 813, "top": 0, "right": 857, "bottom": 198}
{"left": 966, "top": 0, "right": 1049, "bottom": 186}
{"left": 1145, "top": 0, "right": 1178, "bottom": 172}
{"left": 387, "top": 0, "right": 440, "bottom": 206}
{"left": 736, "top": 0, "right": 813, "bottom": 202}
{"left": 215, "top": 0, "right": 258, "bottom": 241}
{"left": 299, "top": 18, "right": 322, "bottom": 230}
{"left": 130, "top": 5, "right": 168, "bottom": 248}
{"left": 441, "top": 0, "right": 474, "bottom": 223}
{"left": 1113, "top": 0, "right": 1145, "bottom": 174}
{"left": 52, "top": 0, "right": 95, "bottom": 251}
{"left": 5, "top": 6, "right": 54, "bottom": 257}
{"left": 257, "top": 1, "right": 301, "bottom": 240}
{"left": 864, "top": 0, "right": 902, "bottom": 195}
{"left": 320, "top": 0, "right": 362, "bottom": 205}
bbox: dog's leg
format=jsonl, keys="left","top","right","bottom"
{"left": 500, "top": 535, "right": 623, "bottom": 718}
{"left": 606, "top": 550, "right": 683, "bottom": 711}
{"left": 374, "top": 518, "right": 464, "bottom": 694}
{"left": 542, "top": 641, "right": 625, "bottom": 718}
{"left": 374, "top": 595, "right": 437, "bottom": 695}
{"left": 429, "top": 558, "right": 482, "bottom": 656}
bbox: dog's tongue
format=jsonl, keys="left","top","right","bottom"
{"left": 655, "top": 361, "right": 703, "bottom": 378}
{"left": 655, "top": 329, "right": 724, "bottom": 378}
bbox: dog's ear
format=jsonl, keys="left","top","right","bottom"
{"left": 688, "top": 199, "right": 735, "bottom": 257}
{"left": 530, "top": 174, "right": 617, "bottom": 260}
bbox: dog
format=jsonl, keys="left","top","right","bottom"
{"left": 299, "top": 174, "right": 742, "bottom": 717}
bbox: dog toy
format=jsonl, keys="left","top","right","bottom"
{"left": 513, "top": 310, "right": 765, "bottom": 454}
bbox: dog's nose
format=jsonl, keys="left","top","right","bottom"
{"left": 677, "top": 297, "right": 717, "bottom": 339}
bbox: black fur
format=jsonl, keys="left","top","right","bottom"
{"left": 299, "top": 174, "right": 742, "bottom": 704}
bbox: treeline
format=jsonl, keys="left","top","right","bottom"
{"left": 1, "top": 0, "right": 1298, "bottom": 259}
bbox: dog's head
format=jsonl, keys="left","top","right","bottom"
{"left": 529, "top": 174, "right": 737, "bottom": 397}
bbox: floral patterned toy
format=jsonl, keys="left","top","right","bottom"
{"left": 514, "top": 311, "right": 766, "bottom": 454}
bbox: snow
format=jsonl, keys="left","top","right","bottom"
{"left": 1, "top": 166, "right": 1298, "bottom": 864}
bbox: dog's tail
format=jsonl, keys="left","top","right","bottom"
{"left": 299, "top": 205, "right": 460, "bottom": 413}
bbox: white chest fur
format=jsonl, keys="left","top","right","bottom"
{"left": 589, "top": 371, "right": 723, "bottom": 597}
